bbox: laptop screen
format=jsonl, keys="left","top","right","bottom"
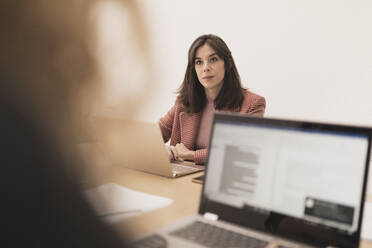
{"left": 202, "top": 113, "right": 371, "bottom": 247}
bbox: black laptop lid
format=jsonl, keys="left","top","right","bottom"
{"left": 200, "top": 113, "right": 371, "bottom": 248}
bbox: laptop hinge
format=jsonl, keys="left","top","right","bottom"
{"left": 203, "top": 212, "right": 218, "bottom": 221}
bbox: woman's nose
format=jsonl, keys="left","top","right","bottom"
{"left": 203, "top": 62, "right": 210, "bottom": 72}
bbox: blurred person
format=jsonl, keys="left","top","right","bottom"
{"left": 0, "top": 0, "right": 150, "bottom": 247}
{"left": 159, "top": 34, "right": 266, "bottom": 165}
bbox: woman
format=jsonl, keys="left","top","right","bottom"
{"left": 159, "top": 34, "right": 266, "bottom": 165}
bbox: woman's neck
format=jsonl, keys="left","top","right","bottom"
{"left": 204, "top": 86, "right": 221, "bottom": 101}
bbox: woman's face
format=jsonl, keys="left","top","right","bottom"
{"left": 194, "top": 44, "right": 225, "bottom": 95}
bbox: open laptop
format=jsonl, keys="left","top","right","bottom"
{"left": 93, "top": 116, "right": 204, "bottom": 178}
{"left": 132, "top": 113, "right": 371, "bottom": 248}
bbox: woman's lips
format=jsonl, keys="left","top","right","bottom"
{"left": 202, "top": 76, "right": 214, "bottom": 80}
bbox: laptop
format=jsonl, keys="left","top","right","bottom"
{"left": 132, "top": 113, "right": 371, "bottom": 248}
{"left": 93, "top": 116, "right": 204, "bottom": 178}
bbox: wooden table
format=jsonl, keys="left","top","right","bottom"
{"left": 84, "top": 162, "right": 372, "bottom": 247}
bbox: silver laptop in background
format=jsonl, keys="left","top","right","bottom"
{"left": 93, "top": 116, "right": 204, "bottom": 178}
{"left": 132, "top": 113, "right": 371, "bottom": 248}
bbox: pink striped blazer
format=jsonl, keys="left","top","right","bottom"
{"left": 159, "top": 91, "right": 266, "bottom": 164}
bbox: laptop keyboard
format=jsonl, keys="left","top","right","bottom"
{"left": 172, "top": 163, "right": 199, "bottom": 175}
{"left": 131, "top": 222, "right": 293, "bottom": 248}
{"left": 131, "top": 234, "right": 167, "bottom": 248}
{"left": 169, "top": 221, "right": 272, "bottom": 248}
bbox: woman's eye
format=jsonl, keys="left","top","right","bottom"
{"left": 210, "top": 57, "right": 218, "bottom": 62}
{"left": 195, "top": 60, "right": 202, "bottom": 65}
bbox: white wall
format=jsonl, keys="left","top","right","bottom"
{"left": 131, "top": 0, "right": 372, "bottom": 194}
{"left": 136, "top": 0, "right": 372, "bottom": 127}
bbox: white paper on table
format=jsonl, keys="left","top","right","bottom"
{"left": 362, "top": 202, "right": 372, "bottom": 240}
{"left": 84, "top": 183, "right": 173, "bottom": 224}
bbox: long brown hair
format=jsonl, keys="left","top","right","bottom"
{"left": 177, "top": 34, "right": 246, "bottom": 113}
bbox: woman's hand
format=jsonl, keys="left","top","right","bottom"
{"left": 174, "top": 143, "right": 195, "bottom": 161}
{"left": 167, "top": 145, "right": 181, "bottom": 161}
{"left": 167, "top": 143, "right": 195, "bottom": 162}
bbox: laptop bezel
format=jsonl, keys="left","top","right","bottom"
{"left": 198, "top": 112, "right": 371, "bottom": 248}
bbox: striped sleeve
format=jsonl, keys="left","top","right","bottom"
{"left": 194, "top": 148, "right": 208, "bottom": 165}
{"left": 159, "top": 104, "right": 176, "bottom": 143}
